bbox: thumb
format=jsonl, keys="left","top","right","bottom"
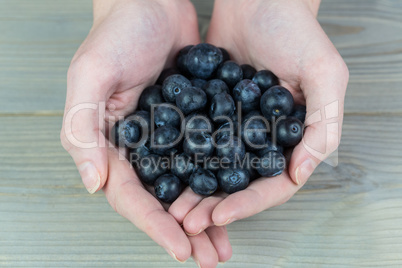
{"left": 60, "top": 55, "right": 116, "bottom": 194}
{"left": 289, "top": 57, "right": 349, "bottom": 186}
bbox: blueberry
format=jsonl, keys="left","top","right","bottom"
{"left": 216, "top": 61, "right": 243, "bottom": 88}
{"left": 276, "top": 117, "right": 303, "bottom": 147}
{"left": 213, "top": 121, "right": 239, "bottom": 142}
{"left": 185, "top": 113, "right": 214, "bottom": 134}
{"left": 290, "top": 105, "right": 307, "bottom": 123}
{"left": 232, "top": 79, "right": 262, "bottom": 114}
{"left": 252, "top": 70, "right": 279, "bottom": 93}
{"left": 129, "top": 143, "right": 152, "bottom": 161}
{"left": 125, "top": 111, "right": 151, "bottom": 144}
{"left": 202, "top": 79, "right": 229, "bottom": 100}
{"left": 171, "top": 153, "right": 195, "bottom": 184}
{"left": 177, "top": 45, "right": 193, "bottom": 77}
{"left": 154, "top": 174, "right": 182, "bottom": 203}
{"left": 219, "top": 47, "right": 231, "bottom": 62}
{"left": 175, "top": 86, "right": 207, "bottom": 115}
{"left": 183, "top": 132, "right": 214, "bottom": 161}
{"left": 139, "top": 85, "right": 164, "bottom": 112}
{"left": 217, "top": 167, "right": 250, "bottom": 194}
{"left": 209, "top": 92, "right": 235, "bottom": 124}
{"left": 216, "top": 136, "right": 245, "bottom": 163}
{"left": 154, "top": 104, "right": 183, "bottom": 129}
{"left": 111, "top": 118, "right": 140, "bottom": 148}
{"left": 189, "top": 168, "right": 218, "bottom": 196}
{"left": 241, "top": 111, "right": 269, "bottom": 151}
{"left": 256, "top": 151, "right": 286, "bottom": 177}
{"left": 186, "top": 43, "right": 223, "bottom": 79}
{"left": 150, "top": 125, "right": 181, "bottom": 156}
{"left": 260, "top": 85, "right": 294, "bottom": 119}
{"left": 241, "top": 152, "right": 260, "bottom": 181}
{"left": 257, "top": 138, "right": 284, "bottom": 156}
{"left": 191, "top": 78, "right": 207, "bottom": 89}
{"left": 156, "top": 68, "right": 181, "bottom": 85}
{"left": 133, "top": 154, "right": 168, "bottom": 185}
{"left": 162, "top": 74, "right": 192, "bottom": 103}
{"left": 241, "top": 64, "right": 257, "bottom": 80}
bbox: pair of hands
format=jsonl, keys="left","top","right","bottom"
{"left": 60, "top": 0, "right": 348, "bottom": 267}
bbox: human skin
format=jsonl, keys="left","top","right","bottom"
{"left": 169, "top": 0, "right": 349, "bottom": 244}
{"left": 60, "top": 0, "right": 232, "bottom": 266}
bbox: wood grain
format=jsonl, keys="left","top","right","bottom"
{"left": 1, "top": 115, "right": 402, "bottom": 267}
{"left": 1, "top": 0, "right": 402, "bottom": 114}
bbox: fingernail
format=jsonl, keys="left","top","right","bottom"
{"left": 219, "top": 261, "right": 226, "bottom": 264}
{"left": 78, "top": 162, "right": 100, "bottom": 194}
{"left": 167, "top": 249, "right": 186, "bottom": 263}
{"left": 215, "top": 218, "right": 235, "bottom": 226}
{"left": 185, "top": 228, "right": 203, "bottom": 237}
{"left": 295, "top": 159, "right": 315, "bottom": 185}
{"left": 195, "top": 259, "right": 202, "bottom": 268}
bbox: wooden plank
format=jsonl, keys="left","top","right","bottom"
{"left": 0, "top": 115, "right": 401, "bottom": 267}
{"left": 1, "top": 0, "right": 402, "bottom": 114}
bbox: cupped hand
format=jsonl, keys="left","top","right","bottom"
{"left": 60, "top": 0, "right": 232, "bottom": 265}
{"left": 169, "top": 0, "right": 349, "bottom": 237}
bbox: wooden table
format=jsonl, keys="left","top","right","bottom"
{"left": 1, "top": 0, "right": 402, "bottom": 267}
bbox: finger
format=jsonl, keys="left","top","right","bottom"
{"left": 103, "top": 146, "right": 191, "bottom": 263}
{"left": 212, "top": 172, "right": 300, "bottom": 226}
{"left": 60, "top": 54, "right": 119, "bottom": 194}
{"left": 205, "top": 226, "right": 233, "bottom": 263}
{"left": 289, "top": 56, "right": 349, "bottom": 186}
{"left": 183, "top": 195, "right": 225, "bottom": 236}
{"left": 168, "top": 186, "right": 204, "bottom": 224}
{"left": 189, "top": 231, "right": 219, "bottom": 268}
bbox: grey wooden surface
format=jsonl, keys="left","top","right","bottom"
{"left": 1, "top": 0, "right": 402, "bottom": 267}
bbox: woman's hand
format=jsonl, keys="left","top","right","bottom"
{"left": 170, "top": 0, "right": 349, "bottom": 236}
{"left": 60, "top": 0, "right": 232, "bottom": 265}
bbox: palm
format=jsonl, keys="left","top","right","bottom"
{"left": 170, "top": 0, "right": 348, "bottom": 237}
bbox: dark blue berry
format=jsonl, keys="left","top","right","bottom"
{"left": 241, "top": 64, "right": 257, "bottom": 80}
{"left": 177, "top": 45, "right": 193, "bottom": 77}
{"left": 276, "top": 117, "right": 303, "bottom": 147}
{"left": 185, "top": 113, "right": 214, "bottom": 134}
{"left": 242, "top": 152, "right": 260, "bottom": 181}
{"left": 186, "top": 43, "right": 223, "bottom": 79}
{"left": 139, "top": 85, "right": 164, "bottom": 112}
{"left": 191, "top": 78, "right": 207, "bottom": 89}
{"left": 216, "top": 61, "right": 243, "bottom": 88}
{"left": 175, "top": 86, "right": 207, "bottom": 115}
{"left": 162, "top": 74, "right": 191, "bottom": 103}
{"left": 150, "top": 126, "right": 181, "bottom": 156}
{"left": 290, "top": 105, "right": 306, "bottom": 123}
{"left": 256, "top": 151, "right": 286, "bottom": 177}
{"left": 232, "top": 79, "right": 262, "bottom": 114}
{"left": 111, "top": 118, "right": 140, "bottom": 148}
{"left": 213, "top": 121, "right": 240, "bottom": 142}
{"left": 202, "top": 79, "right": 229, "bottom": 100}
{"left": 260, "top": 85, "right": 294, "bottom": 119}
{"left": 156, "top": 68, "right": 180, "bottom": 85}
{"left": 134, "top": 154, "right": 168, "bottom": 185}
{"left": 154, "top": 104, "right": 183, "bottom": 129}
{"left": 219, "top": 47, "right": 231, "bottom": 62}
{"left": 171, "top": 153, "right": 195, "bottom": 185}
{"left": 252, "top": 70, "right": 279, "bottom": 93}
{"left": 209, "top": 92, "right": 235, "bottom": 124}
{"left": 189, "top": 168, "right": 218, "bottom": 196}
{"left": 183, "top": 132, "right": 214, "bottom": 160}
{"left": 257, "top": 138, "right": 284, "bottom": 156}
{"left": 216, "top": 136, "right": 245, "bottom": 163}
{"left": 217, "top": 167, "right": 250, "bottom": 194}
{"left": 154, "top": 174, "right": 182, "bottom": 203}
{"left": 241, "top": 111, "right": 269, "bottom": 151}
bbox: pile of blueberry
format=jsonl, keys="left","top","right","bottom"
{"left": 112, "top": 43, "right": 306, "bottom": 203}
